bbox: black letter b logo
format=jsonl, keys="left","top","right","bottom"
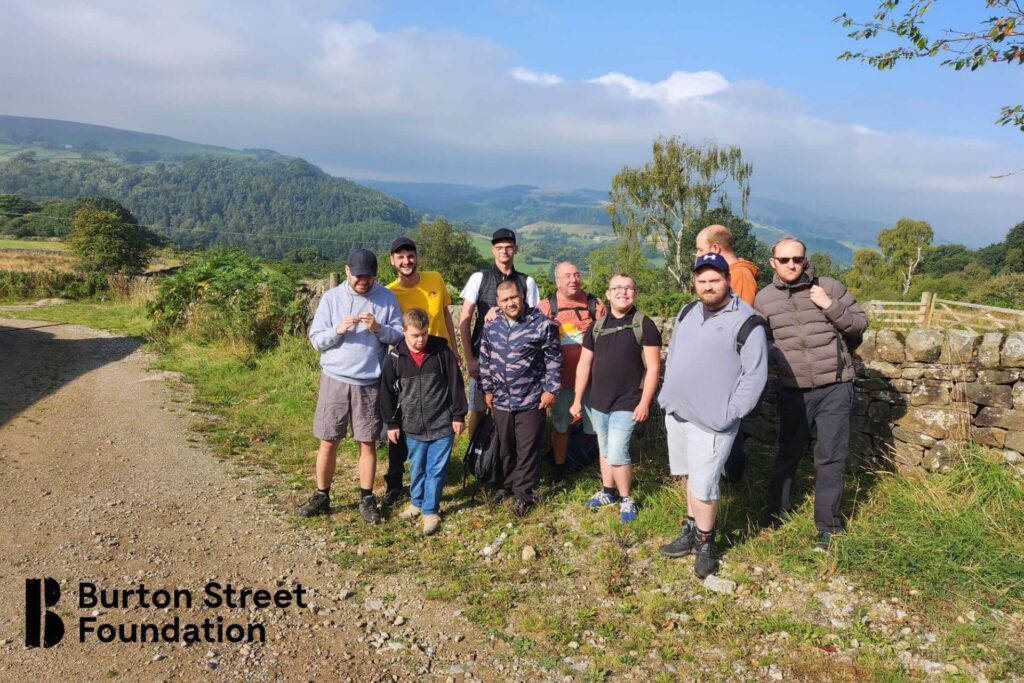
{"left": 25, "top": 578, "right": 64, "bottom": 648}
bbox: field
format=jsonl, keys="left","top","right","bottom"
{"left": 0, "top": 247, "right": 76, "bottom": 272}
{"left": 468, "top": 232, "right": 554, "bottom": 276}
{"left": 0, "top": 238, "right": 68, "bottom": 251}
{"left": 518, "top": 221, "right": 614, "bottom": 239}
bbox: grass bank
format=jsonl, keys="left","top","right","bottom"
{"left": 5, "top": 299, "right": 1022, "bottom": 680}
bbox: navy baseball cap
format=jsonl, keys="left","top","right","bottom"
{"left": 491, "top": 228, "right": 517, "bottom": 244}
{"left": 390, "top": 236, "right": 416, "bottom": 253}
{"left": 347, "top": 248, "right": 378, "bottom": 276}
{"left": 693, "top": 253, "right": 730, "bottom": 275}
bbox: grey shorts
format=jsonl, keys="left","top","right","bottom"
{"left": 313, "top": 374, "right": 382, "bottom": 443}
{"left": 551, "top": 387, "right": 594, "bottom": 434}
{"left": 664, "top": 413, "right": 739, "bottom": 501}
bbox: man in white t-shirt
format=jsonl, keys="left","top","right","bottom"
{"left": 458, "top": 228, "right": 540, "bottom": 437}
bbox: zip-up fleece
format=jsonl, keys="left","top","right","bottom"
{"left": 308, "top": 281, "right": 403, "bottom": 385}
{"left": 729, "top": 258, "right": 760, "bottom": 306}
{"left": 754, "top": 264, "right": 867, "bottom": 389}
{"left": 380, "top": 336, "right": 467, "bottom": 442}
{"left": 478, "top": 306, "right": 561, "bottom": 412}
{"left": 658, "top": 295, "right": 769, "bottom": 433}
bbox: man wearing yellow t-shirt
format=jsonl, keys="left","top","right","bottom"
{"left": 383, "top": 236, "right": 461, "bottom": 506}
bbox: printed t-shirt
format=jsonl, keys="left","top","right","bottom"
{"left": 582, "top": 308, "right": 662, "bottom": 413}
{"left": 387, "top": 271, "right": 453, "bottom": 346}
{"left": 538, "top": 292, "right": 606, "bottom": 389}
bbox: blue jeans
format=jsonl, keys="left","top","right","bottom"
{"left": 586, "top": 408, "right": 636, "bottom": 466}
{"left": 407, "top": 435, "right": 454, "bottom": 515}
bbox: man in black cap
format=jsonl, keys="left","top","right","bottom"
{"left": 380, "top": 236, "right": 461, "bottom": 507}
{"left": 458, "top": 229, "right": 540, "bottom": 437}
{"left": 300, "top": 248, "right": 403, "bottom": 523}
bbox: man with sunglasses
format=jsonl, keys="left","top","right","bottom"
{"left": 755, "top": 237, "right": 867, "bottom": 551}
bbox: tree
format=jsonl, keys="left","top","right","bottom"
{"left": 68, "top": 207, "right": 152, "bottom": 276}
{"left": 920, "top": 243, "right": 975, "bottom": 276}
{"left": 411, "top": 217, "right": 487, "bottom": 287}
{"left": 878, "top": 217, "right": 933, "bottom": 296}
{"left": 608, "top": 136, "right": 752, "bottom": 289}
{"left": 836, "top": 1, "right": 1024, "bottom": 131}
{"left": 844, "top": 247, "right": 896, "bottom": 299}
{"left": 808, "top": 251, "right": 844, "bottom": 280}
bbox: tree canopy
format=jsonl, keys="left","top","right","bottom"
{"left": 68, "top": 206, "right": 152, "bottom": 276}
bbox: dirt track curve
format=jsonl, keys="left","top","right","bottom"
{"left": 0, "top": 318, "right": 516, "bottom": 682}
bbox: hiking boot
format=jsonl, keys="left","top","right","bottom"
{"left": 693, "top": 536, "right": 719, "bottom": 579}
{"left": 422, "top": 514, "right": 441, "bottom": 536}
{"left": 511, "top": 498, "right": 534, "bottom": 518}
{"left": 489, "top": 488, "right": 512, "bottom": 504}
{"left": 618, "top": 496, "right": 638, "bottom": 523}
{"left": 659, "top": 521, "right": 695, "bottom": 558}
{"left": 381, "top": 487, "right": 406, "bottom": 507}
{"left": 359, "top": 494, "right": 381, "bottom": 524}
{"left": 814, "top": 529, "right": 836, "bottom": 553}
{"left": 297, "top": 491, "right": 330, "bottom": 518}
{"left": 584, "top": 490, "right": 619, "bottom": 509}
{"left": 549, "top": 465, "right": 567, "bottom": 486}
{"left": 758, "top": 510, "right": 784, "bottom": 530}
{"left": 398, "top": 504, "right": 421, "bottom": 520}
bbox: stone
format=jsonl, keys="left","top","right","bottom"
{"left": 849, "top": 431, "right": 876, "bottom": 458}
{"left": 905, "top": 329, "right": 944, "bottom": 363}
{"left": 897, "top": 407, "right": 968, "bottom": 440}
{"left": 869, "top": 390, "right": 905, "bottom": 405}
{"left": 852, "top": 417, "right": 892, "bottom": 438}
{"left": 891, "top": 440, "right": 924, "bottom": 468}
{"left": 939, "top": 330, "right": 979, "bottom": 364}
{"left": 962, "top": 382, "right": 1013, "bottom": 408}
{"left": 1002, "top": 331, "right": 1024, "bottom": 367}
{"left": 743, "top": 417, "right": 776, "bottom": 443}
{"left": 901, "top": 367, "right": 924, "bottom": 380}
{"left": 977, "top": 369, "right": 1018, "bottom": 385}
{"left": 975, "top": 406, "right": 1024, "bottom": 431}
{"left": 703, "top": 575, "right": 737, "bottom": 594}
{"left": 1013, "top": 382, "right": 1024, "bottom": 411}
{"left": 972, "top": 426, "right": 1007, "bottom": 448}
{"left": 892, "top": 426, "right": 938, "bottom": 448}
{"left": 909, "top": 385, "right": 949, "bottom": 407}
{"left": 855, "top": 329, "right": 879, "bottom": 361}
{"left": 863, "top": 361, "right": 903, "bottom": 379}
{"left": 924, "top": 442, "right": 958, "bottom": 473}
{"left": 889, "top": 379, "right": 914, "bottom": 393}
{"left": 1003, "top": 430, "right": 1024, "bottom": 454}
{"left": 521, "top": 546, "right": 537, "bottom": 562}
{"left": 977, "top": 332, "right": 1004, "bottom": 368}
{"left": 854, "top": 378, "right": 890, "bottom": 392}
{"left": 1004, "top": 449, "right": 1024, "bottom": 464}
{"left": 852, "top": 391, "right": 870, "bottom": 416}
{"left": 922, "top": 368, "right": 953, "bottom": 381}
{"left": 874, "top": 329, "right": 906, "bottom": 363}
{"left": 867, "top": 401, "right": 892, "bottom": 421}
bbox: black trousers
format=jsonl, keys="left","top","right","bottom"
{"left": 492, "top": 407, "right": 546, "bottom": 503}
{"left": 384, "top": 431, "right": 408, "bottom": 492}
{"left": 767, "top": 381, "right": 853, "bottom": 534}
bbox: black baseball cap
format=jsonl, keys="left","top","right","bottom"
{"left": 346, "top": 248, "right": 378, "bottom": 276}
{"left": 491, "top": 228, "right": 517, "bottom": 244}
{"left": 390, "top": 236, "right": 416, "bottom": 253}
{"left": 693, "top": 253, "right": 730, "bottom": 275}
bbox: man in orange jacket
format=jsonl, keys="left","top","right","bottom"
{"left": 695, "top": 224, "right": 762, "bottom": 483}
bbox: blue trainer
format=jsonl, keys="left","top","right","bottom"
{"left": 619, "top": 496, "right": 638, "bottom": 523}
{"left": 585, "top": 490, "right": 619, "bottom": 509}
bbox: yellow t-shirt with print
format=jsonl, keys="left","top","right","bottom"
{"left": 386, "top": 270, "right": 454, "bottom": 345}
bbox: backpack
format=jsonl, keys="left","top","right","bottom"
{"left": 676, "top": 300, "right": 768, "bottom": 353}
{"left": 463, "top": 412, "right": 503, "bottom": 488}
{"left": 545, "top": 292, "right": 598, "bottom": 322}
{"left": 591, "top": 310, "right": 650, "bottom": 347}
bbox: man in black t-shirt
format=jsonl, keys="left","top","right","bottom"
{"left": 570, "top": 273, "right": 662, "bottom": 523}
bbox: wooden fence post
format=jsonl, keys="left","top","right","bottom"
{"left": 329, "top": 272, "right": 339, "bottom": 289}
{"left": 919, "top": 291, "right": 934, "bottom": 328}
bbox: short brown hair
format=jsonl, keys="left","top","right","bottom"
{"left": 702, "top": 224, "right": 733, "bottom": 250}
{"left": 771, "top": 235, "right": 807, "bottom": 256}
{"left": 402, "top": 308, "right": 429, "bottom": 330}
{"left": 607, "top": 272, "right": 637, "bottom": 290}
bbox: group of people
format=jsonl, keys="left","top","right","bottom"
{"left": 299, "top": 224, "right": 866, "bottom": 579}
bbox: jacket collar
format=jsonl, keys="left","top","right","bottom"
{"left": 772, "top": 262, "right": 817, "bottom": 290}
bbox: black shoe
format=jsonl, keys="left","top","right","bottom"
{"left": 814, "top": 529, "right": 836, "bottom": 553}
{"left": 549, "top": 465, "right": 567, "bottom": 486}
{"left": 489, "top": 488, "right": 512, "bottom": 504}
{"left": 359, "top": 494, "right": 381, "bottom": 524}
{"left": 659, "top": 521, "right": 695, "bottom": 558}
{"left": 511, "top": 498, "right": 534, "bottom": 518}
{"left": 381, "top": 487, "right": 406, "bottom": 507}
{"left": 298, "top": 492, "right": 330, "bottom": 518}
{"left": 693, "top": 537, "right": 719, "bottom": 579}
{"left": 758, "top": 510, "right": 784, "bottom": 530}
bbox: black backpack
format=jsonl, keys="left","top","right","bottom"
{"left": 545, "top": 292, "right": 598, "bottom": 321}
{"left": 676, "top": 300, "right": 768, "bottom": 353}
{"left": 463, "top": 412, "right": 503, "bottom": 488}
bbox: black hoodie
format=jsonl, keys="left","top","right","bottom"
{"left": 380, "top": 336, "right": 468, "bottom": 441}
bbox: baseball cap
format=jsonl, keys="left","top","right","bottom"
{"left": 491, "top": 228, "right": 517, "bottom": 244}
{"left": 390, "top": 236, "right": 416, "bottom": 253}
{"left": 347, "top": 248, "right": 378, "bottom": 276}
{"left": 693, "top": 253, "right": 730, "bottom": 275}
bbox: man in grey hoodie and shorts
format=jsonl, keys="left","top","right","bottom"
{"left": 657, "top": 254, "right": 768, "bottom": 578}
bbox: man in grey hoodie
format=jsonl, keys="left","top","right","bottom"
{"left": 299, "top": 248, "right": 403, "bottom": 524}
{"left": 657, "top": 254, "right": 768, "bottom": 578}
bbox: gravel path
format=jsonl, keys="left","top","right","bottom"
{"left": 0, "top": 319, "right": 512, "bottom": 681}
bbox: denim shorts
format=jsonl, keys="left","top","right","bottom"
{"left": 664, "top": 413, "right": 738, "bottom": 501}
{"left": 586, "top": 407, "right": 636, "bottom": 466}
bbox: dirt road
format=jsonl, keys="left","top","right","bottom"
{"left": 0, "top": 319, "right": 515, "bottom": 681}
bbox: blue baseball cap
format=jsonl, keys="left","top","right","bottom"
{"left": 693, "top": 253, "right": 730, "bottom": 275}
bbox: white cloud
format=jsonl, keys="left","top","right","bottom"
{"left": 510, "top": 67, "right": 563, "bottom": 86}
{"left": 591, "top": 70, "right": 730, "bottom": 105}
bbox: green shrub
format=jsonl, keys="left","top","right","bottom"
{"left": 965, "top": 272, "right": 1024, "bottom": 309}
{"left": 149, "top": 249, "right": 305, "bottom": 349}
{"left": 0, "top": 270, "right": 105, "bottom": 300}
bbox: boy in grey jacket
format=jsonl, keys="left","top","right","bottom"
{"left": 658, "top": 254, "right": 768, "bottom": 578}
{"left": 299, "top": 248, "right": 403, "bottom": 524}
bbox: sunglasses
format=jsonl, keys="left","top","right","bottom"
{"left": 773, "top": 256, "right": 806, "bottom": 265}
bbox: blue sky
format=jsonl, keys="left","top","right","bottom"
{"left": 0, "top": 1, "right": 1021, "bottom": 245}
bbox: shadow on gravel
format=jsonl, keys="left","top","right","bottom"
{"left": 0, "top": 322, "right": 140, "bottom": 430}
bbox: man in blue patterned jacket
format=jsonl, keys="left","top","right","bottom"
{"left": 479, "top": 279, "right": 561, "bottom": 516}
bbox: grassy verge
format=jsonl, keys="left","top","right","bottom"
{"left": 6, "top": 299, "right": 1022, "bottom": 679}
{"left": 0, "top": 238, "right": 69, "bottom": 251}
{"left": 1, "top": 298, "right": 152, "bottom": 337}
